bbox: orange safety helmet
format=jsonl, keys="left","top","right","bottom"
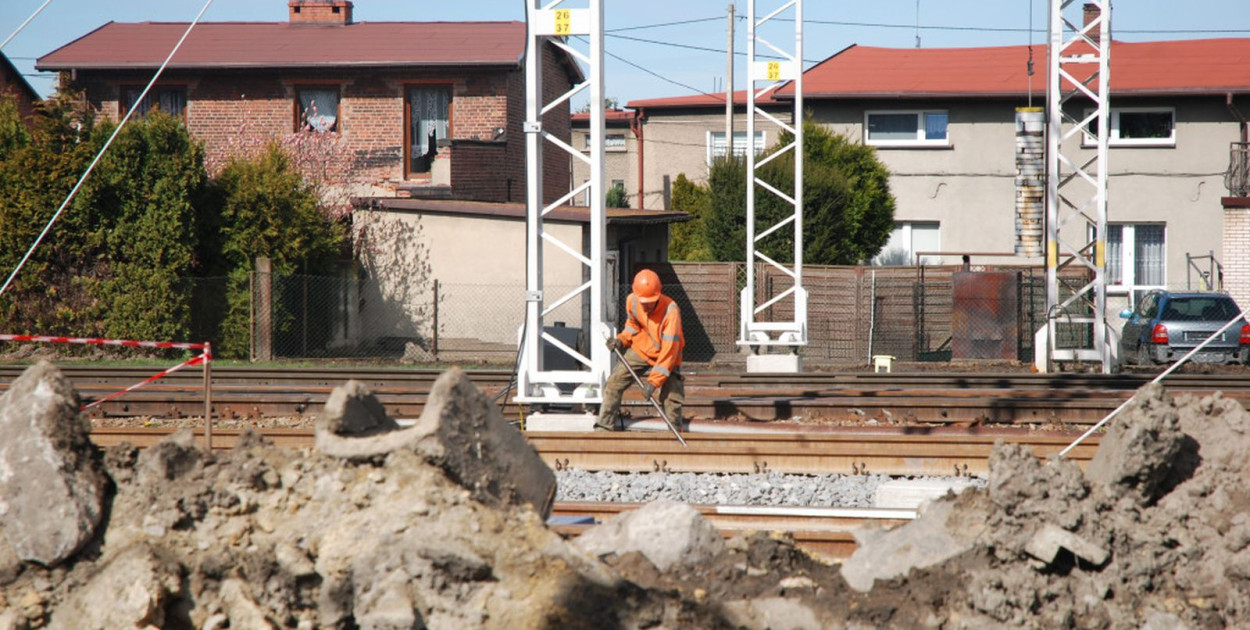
{"left": 632, "top": 269, "right": 662, "bottom": 303}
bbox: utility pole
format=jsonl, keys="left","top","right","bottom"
{"left": 726, "top": 2, "right": 735, "bottom": 157}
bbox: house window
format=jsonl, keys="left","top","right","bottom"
{"left": 707, "top": 131, "right": 766, "bottom": 164}
{"left": 872, "top": 222, "right": 940, "bottom": 266}
{"left": 297, "top": 87, "right": 340, "bottom": 133}
{"left": 407, "top": 86, "right": 452, "bottom": 175}
{"left": 581, "top": 133, "right": 627, "bottom": 150}
{"left": 1105, "top": 223, "right": 1166, "bottom": 291}
{"left": 123, "top": 86, "right": 186, "bottom": 118}
{"left": 865, "top": 111, "right": 949, "bottom": 147}
{"left": 1084, "top": 108, "right": 1175, "bottom": 147}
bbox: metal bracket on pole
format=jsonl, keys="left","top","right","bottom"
{"left": 739, "top": 0, "right": 806, "bottom": 373}
{"left": 516, "top": 0, "right": 611, "bottom": 405}
{"left": 1045, "top": 0, "right": 1111, "bottom": 373}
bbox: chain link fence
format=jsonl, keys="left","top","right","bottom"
{"left": 168, "top": 262, "right": 1227, "bottom": 366}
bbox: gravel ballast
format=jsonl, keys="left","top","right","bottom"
{"left": 555, "top": 470, "right": 986, "bottom": 507}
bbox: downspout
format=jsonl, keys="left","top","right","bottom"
{"left": 1230, "top": 93, "right": 1249, "bottom": 143}
{"left": 632, "top": 108, "right": 645, "bottom": 208}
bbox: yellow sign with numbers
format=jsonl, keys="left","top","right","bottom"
{"left": 555, "top": 9, "right": 571, "bottom": 35}
{"left": 767, "top": 62, "right": 781, "bottom": 81}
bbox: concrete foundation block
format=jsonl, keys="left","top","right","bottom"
{"left": 873, "top": 478, "right": 979, "bottom": 510}
{"left": 525, "top": 413, "right": 598, "bottom": 432}
{"left": 746, "top": 353, "right": 802, "bottom": 373}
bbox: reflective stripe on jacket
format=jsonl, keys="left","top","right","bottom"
{"left": 617, "top": 292, "right": 684, "bottom": 388}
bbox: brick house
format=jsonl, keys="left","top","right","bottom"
{"left": 620, "top": 90, "right": 791, "bottom": 210}
{"left": 36, "top": 0, "right": 582, "bottom": 204}
{"left": 0, "top": 51, "right": 40, "bottom": 124}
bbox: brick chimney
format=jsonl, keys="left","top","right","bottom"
{"left": 1083, "top": 3, "right": 1103, "bottom": 42}
{"left": 289, "top": 1, "right": 353, "bottom": 25}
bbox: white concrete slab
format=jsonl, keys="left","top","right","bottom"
{"left": 873, "top": 478, "right": 980, "bottom": 510}
{"left": 746, "top": 353, "right": 802, "bottom": 373}
{"left": 525, "top": 413, "right": 598, "bottom": 432}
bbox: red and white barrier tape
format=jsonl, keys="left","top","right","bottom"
{"left": 81, "top": 352, "right": 209, "bottom": 410}
{"left": 0, "top": 333, "right": 211, "bottom": 411}
{"left": 0, "top": 334, "right": 208, "bottom": 351}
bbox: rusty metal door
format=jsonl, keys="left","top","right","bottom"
{"left": 952, "top": 272, "right": 1020, "bottom": 360}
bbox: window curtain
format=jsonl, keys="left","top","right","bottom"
{"left": 126, "top": 88, "right": 186, "bottom": 117}
{"left": 410, "top": 88, "right": 451, "bottom": 158}
{"left": 1135, "top": 225, "right": 1165, "bottom": 286}
{"left": 1106, "top": 225, "right": 1123, "bottom": 285}
{"left": 300, "top": 90, "right": 339, "bottom": 132}
{"left": 923, "top": 112, "right": 948, "bottom": 140}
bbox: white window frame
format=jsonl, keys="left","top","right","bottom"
{"left": 1083, "top": 107, "right": 1176, "bottom": 148}
{"left": 872, "top": 221, "right": 941, "bottom": 266}
{"left": 583, "top": 132, "right": 627, "bottom": 151}
{"left": 864, "top": 110, "right": 950, "bottom": 148}
{"left": 706, "top": 130, "right": 766, "bottom": 165}
{"left": 1100, "top": 223, "right": 1167, "bottom": 295}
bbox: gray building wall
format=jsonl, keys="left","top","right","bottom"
{"left": 809, "top": 95, "right": 1239, "bottom": 308}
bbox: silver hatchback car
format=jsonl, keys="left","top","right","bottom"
{"left": 1119, "top": 290, "right": 1250, "bottom": 366}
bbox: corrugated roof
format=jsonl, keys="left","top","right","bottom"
{"left": 626, "top": 88, "right": 784, "bottom": 110}
{"left": 37, "top": 21, "right": 529, "bottom": 70}
{"left": 357, "top": 198, "right": 689, "bottom": 225}
{"left": 777, "top": 39, "right": 1250, "bottom": 99}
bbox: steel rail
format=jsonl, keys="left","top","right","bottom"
{"left": 550, "top": 501, "right": 917, "bottom": 560}
{"left": 9, "top": 364, "right": 1250, "bottom": 390}
{"left": 90, "top": 427, "right": 1099, "bottom": 476}
{"left": 66, "top": 383, "right": 1190, "bottom": 426}
{"left": 9, "top": 364, "right": 1250, "bottom": 426}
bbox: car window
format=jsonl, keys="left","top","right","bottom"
{"left": 1164, "top": 297, "right": 1240, "bottom": 321}
{"left": 1138, "top": 294, "right": 1158, "bottom": 318}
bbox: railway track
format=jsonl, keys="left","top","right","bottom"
{"left": 549, "top": 501, "right": 915, "bottom": 560}
{"left": 13, "top": 363, "right": 1243, "bottom": 427}
{"left": 89, "top": 427, "right": 1099, "bottom": 476}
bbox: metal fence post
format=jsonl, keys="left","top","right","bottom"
{"left": 432, "top": 278, "right": 440, "bottom": 357}
{"left": 203, "top": 343, "right": 212, "bottom": 451}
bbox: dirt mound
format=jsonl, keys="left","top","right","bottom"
{"left": 3, "top": 363, "right": 1250, "bottom": 629}
{"left": 586, "top": 382, "right": 1250, "bottom": 629}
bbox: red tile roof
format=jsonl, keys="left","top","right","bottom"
{"left": 38, "top": 21, "right": 530, "bottom": 70}
{"left": 571, "top": 108, "right": 635, "bottom": 124}
{"left": 778, "top": 39, "right": 1250, "bottom": 99}
{"left": 626, "top": 88, "right": 784, "bottom": 110}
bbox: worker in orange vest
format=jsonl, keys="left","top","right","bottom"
{"left": 596, "top": 269, "right": 686, "bottom": 432}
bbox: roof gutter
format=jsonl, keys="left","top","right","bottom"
{"left": 631, "top": 109, "right": 644, "bottom": 209}
{"left": 1229, "top": 93, "right": 1248, "bottom": 144}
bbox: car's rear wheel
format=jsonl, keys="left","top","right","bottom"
{"left": 1138, "top": 343, "right": 1153, "bottom": 366}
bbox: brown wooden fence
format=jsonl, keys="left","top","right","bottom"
{"left": 631, "top": 262, "right": 1074, "bottom": 366}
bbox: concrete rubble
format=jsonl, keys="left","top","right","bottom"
{"left": 0, "top": 364, "right": 1249, "bottom": 628}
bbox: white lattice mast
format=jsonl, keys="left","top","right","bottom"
{"left": 516, "top": 0, "right": 610, "bottom": 405}
{"left": 1046, "top": 0, "right": 1111, "bottom": 372}
{"left": 740, "top": 0, "right": 806, "bottom": 365}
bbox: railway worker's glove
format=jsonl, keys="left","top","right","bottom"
{"left": 640, "top": 381, "right": 656, "bottom": 400}
{"left": 606, "top": 337, "right": 624, "bottom": 352}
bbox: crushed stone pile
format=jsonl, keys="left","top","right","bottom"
{"left": 2, "top": 361, "right": 1250, "bottom": 629}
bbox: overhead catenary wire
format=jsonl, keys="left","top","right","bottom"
{"left": 0, "top": 0, "right": 55, "bottom": 53}
{"left": 0, "top": 0, "right": 217, "bottom": 300}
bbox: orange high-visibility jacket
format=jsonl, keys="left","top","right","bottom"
{"left": 617, "top": 292, "right": 684, "bottom": 388}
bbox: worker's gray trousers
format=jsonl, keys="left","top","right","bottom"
{"left": 595, "top": 347, "right": 684, "bottom": 431}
